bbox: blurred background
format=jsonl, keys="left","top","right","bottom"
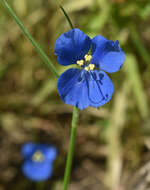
{"left": 0, "top": 0, "right": 150, "bottom": 189}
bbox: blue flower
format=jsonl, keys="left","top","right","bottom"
{"left": 21, "top": 142, "right": 57, "bottom": 181}
{"left": 55, "top": 28, "right": 125, "bottom": 110}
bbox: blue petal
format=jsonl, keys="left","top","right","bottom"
{"left": 57, "top": 68, "right": 114, "bottom": 109}
{"left": 86, "top": 70, "right": 114, "bottom": 107}
{"left": 91, "top": 35, "right": 107, "bottom": 54}
{"left": 92, "top": 36, "right": 125, "bottom": 73}
{"left": 55, "top": 28, "right": 91, "bottom": 66}
{"left": 57, "top": 68, "right": 90, "bottom": 110}
{"left": 22, "top": 160, "right": 52, "bottom": 181}
{"left": 22, "top": 143, "right": 57, "bottom": 162}
{"left": 32, "top": 144, "right": 57, "bottom": 162}
{"left": 21, "top": 142, "right": 35, "bottom": 158}
{"left": 39, "top": 145, "right": 57, "bottom": 162}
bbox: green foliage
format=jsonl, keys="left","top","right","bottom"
{"left": 0, "top": 0, "right": 150, "bottom": 189}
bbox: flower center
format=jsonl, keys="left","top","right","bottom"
{"left": 84, "top": 54, "right": 92, "bottom": 62}
{"left": 32, "top": 150, "right": 45, "bottom": 162}
{"left": 76, "top": 54, "right": 95, "bottom": 71}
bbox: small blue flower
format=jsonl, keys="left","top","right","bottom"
{"left": 55, "top": 28, "right": 125, "bottom": 110}
{"left": 21, "top": 142, "right": 57, "bottom": 181}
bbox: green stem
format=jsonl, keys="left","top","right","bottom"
{"left": 63, "top": 107, "right": 79, "bottom": 190}
{"left": 59, "top": 5, "right": 78, "bottom": 190}
{"left": 60, "top": 6, "right": 74, "bottom": 29}
{"left": 36, "top": 182, "right": 44, "bottom": 190}
{"left": 1, "top": 0, "right": 59, "bottom": 78}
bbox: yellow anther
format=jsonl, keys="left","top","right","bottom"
{"left": 84, "top": 54, "right": 92, "bottom": 62}
{"left": 77, "top": 60, "right": 84, "bottom": 66}
{"left": 32, "top": 151, "right": 44, "bottom": 162}
{"left": 89, "top": 64, "right": 95, "bottom": 70}
{"left": 85, "top": 66, "right": 89, "bottom": 71}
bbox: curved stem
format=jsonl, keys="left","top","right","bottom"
{"left": 1, "top": 0, "right": 59, "bottom": 78}
{"left": 63, "top": 107, "right": 79, "bottom": 190}
{"left": 60, "top": 6, "right": 74, "bottom": 29}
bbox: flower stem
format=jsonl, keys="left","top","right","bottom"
{"left": 36, "top": 182, "right": 44, "bottom": 190}
{"left": 60, "top": 6, "right": 74, "bottom": 29}
{"left": 63, "top": 107, "right": 79, "bottom": 190}
{"left": 59, "top": 6, "right": 78, "bottom": 190}
{"left": 1, "top": 0, "right": 59, "bottom": 78}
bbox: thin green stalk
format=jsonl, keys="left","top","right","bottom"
{"left": 1, "top": 0, "right": 59, "bottom": 78}
{"left": 2, "top": 2, "right": 79, "bottom": 190}
{"left": 59, "top": 5, "right": 79, "bottom": 190}
{"left": 36, "top": 182, "right": 44, "bottom": 190}
{"left": 60, "top": 5, "right": 74, "bottom": 29}
{"left": 63, "top": 107, "right": 79, "bottom": 190}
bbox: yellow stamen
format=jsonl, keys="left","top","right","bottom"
{"left": 32, "top": 151, "right": 44, "bottom": 162}
{"left": 84, "top": 54, "right": 92, "bottom": 62}
{"left": 89, "top": 64, "right": 95, "bottom": 70}
{"left": 77, "top": 60, "right": 84, "bottom": 66}
{"left": 85, "top": 66, "right": 89, "bottom": 71}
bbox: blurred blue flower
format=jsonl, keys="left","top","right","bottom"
{"left": 21, "top": 142, "right": 57, "bottom": 181}
{"left": 55, "top": 28, "right": 125, "bottom": 110}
